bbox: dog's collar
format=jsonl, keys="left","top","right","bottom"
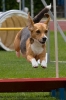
{"left": 30, "top": 38, "right": 34, "bottom": 44}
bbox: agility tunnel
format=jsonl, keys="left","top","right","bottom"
{"left": 0, "top": 10, "right": 28, "bottom": 51}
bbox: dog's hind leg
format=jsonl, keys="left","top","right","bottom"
{"left": 14, "top": 30, "right": 22, "bottom": 57}
{"left": 16, "top": 51, "right": 20, "bottom": 57}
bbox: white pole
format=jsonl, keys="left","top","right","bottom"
{"left": 64, "top": 0, "right": 66, "bottom": 18}
{"left": 53, "top": 0, "right": 59, "bottom": 78}
{"left": 31, "top": 0, "right": 34, "bottom": 18}
{"left": 41, "top": 0, "right": 66, "bottom": 42}
{"left": 2, "top": 0, "right": 5, "bottom": 12}
{"left": 19, "top": 0, "right": 21, "bottom": 10}
{"left": 22, "top": 0, "right": 25, "bottom": 11}
{"left": 17, "top": 0, "right": 21, "bottom": 10}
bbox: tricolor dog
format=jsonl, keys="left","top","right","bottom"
{"left": 14, "top": 5, "right": 51, "bottom": 68}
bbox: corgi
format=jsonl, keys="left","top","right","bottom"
{"left": 14, "top": 5, "right": 51, "bottom": 68}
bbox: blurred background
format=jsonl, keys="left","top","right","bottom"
{"left": 0, "top": 0, "right": 66, "bottom": 18}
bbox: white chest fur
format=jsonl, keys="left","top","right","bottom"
{"left": 31, "top": 40, "right": 43, "bottom": 55}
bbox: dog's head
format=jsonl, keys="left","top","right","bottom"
{"left": 28, "top": 13, "right": 50, "bottom": 44}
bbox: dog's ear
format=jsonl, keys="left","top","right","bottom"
{"left": 27, "top": 13, "right": 34, "bottom": 31}
{"left": 44, "top": 13, "right": 50, "bottom": 25}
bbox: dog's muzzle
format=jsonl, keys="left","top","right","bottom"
{"left": 39, "top": 37, "right": 47, "bottom": 44}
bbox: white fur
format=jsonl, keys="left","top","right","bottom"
{"left": 45, "top": 4, "right": 51, "bottom": 9}
{"left": 31, "top": 58, "right": 38, "bottom": 68}
{"left": 44, "top": 34, "right": 48, "bottom": 39}
{"left": 31, "top": 39, "right": 43, "bottom": 55}
{"left": 41, "top": 60, "right": 47, "bottom": 68}
{"left": 37, "top": 59, "right": 40, "bottom": 64}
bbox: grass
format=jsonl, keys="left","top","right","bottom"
{"left": 0, "top": 93, "right": 57, "bottom": 100}
{"left": 0, "top": 51, "right": 56, "bottom": 78}
{"left": 0, "top": 31, "right": 66, "bottom": 100}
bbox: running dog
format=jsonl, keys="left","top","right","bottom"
{"left": 14, "top": 4, "right": 51, "bottom": 68}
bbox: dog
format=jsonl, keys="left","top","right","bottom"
{"left": 14, "top": 5, "right": 51, "bottom": 68}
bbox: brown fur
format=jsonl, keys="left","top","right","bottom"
{"left": 14, "top": 13, "right": 50, "bottom": 68}
{"left": 14, "top": 30, "right": 21, "bottom": 52}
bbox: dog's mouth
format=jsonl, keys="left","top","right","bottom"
{"left": 39, "top": 37, "right": 47, "bottom": 44}
{"left": 39, "top": 41, "right": 45, "bottom": 44}
{"left": 39, "top": 36, "right": 48, "bottom": 44}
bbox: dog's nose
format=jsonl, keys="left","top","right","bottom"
{"left": 42, "top": 37, "right": 47, "bottom": 42}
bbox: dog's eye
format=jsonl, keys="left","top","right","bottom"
{"left": 44, "top": 30, "right": 48, "bottom": 33}
{"left": 36, "top": 30, "right": 41, "bottom": 34}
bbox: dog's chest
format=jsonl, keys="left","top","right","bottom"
{"left": 31, "top": 41, "right": 43, "bottom": 55}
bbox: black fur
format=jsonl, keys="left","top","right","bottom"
{"left": 33, "top": 8, "right": 49, "bottom": 23}
{"left": 20, "top": 27, "right": 30, "bottom": 54}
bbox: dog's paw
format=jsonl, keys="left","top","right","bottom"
{"left": 31, "top": 58, "right": 38, "bottom": 68}
{"left": 37, "top": 59, "right": 40, "bottom": 64}
{"left": 41, "top": 60, "right": 47, "bottom": 68}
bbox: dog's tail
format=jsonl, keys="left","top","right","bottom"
{"left": 45, "top": 3, "right": 51, "bottom": 9}
{"left": 14, "top": 30, "right": 22, "bottom": 57}
{"left": 33, "top": 4, "right": 51, "bottom": 23}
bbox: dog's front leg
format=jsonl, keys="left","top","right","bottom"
{"left": 40, "top": 55, "right": 47, "bottom": 68}
{"left": 41, "top": 59, "right": 47, "bottom": 68}
{"left": 27, "top": 55, "right": 38, "bottom": 68}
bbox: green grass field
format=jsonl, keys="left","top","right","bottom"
{"left": 0, "top": 31, "right": 66, "bottom": 100}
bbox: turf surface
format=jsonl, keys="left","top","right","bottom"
{"left": 0, "top": 31, "right": 66, "bottom": 100}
